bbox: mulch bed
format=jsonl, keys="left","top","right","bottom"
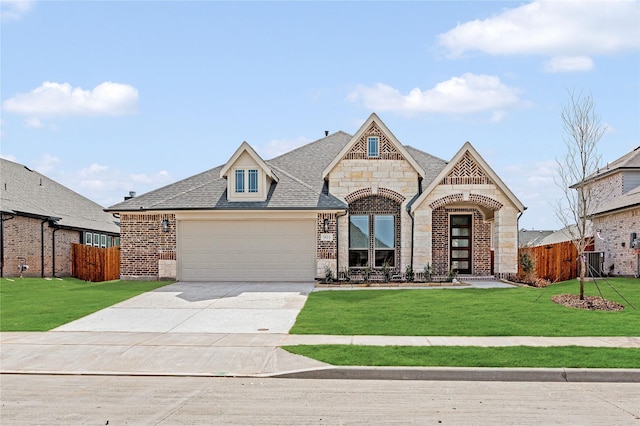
{"left": 551, "top": 294, "right": 625, "bottom": 311}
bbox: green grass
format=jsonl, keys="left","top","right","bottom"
{"left": 290, "top": 278, "right": 640, "bottom": 336}
{"left": 284, "top": 345, "right": 640, "bottom": 368}
{"left": 0, "top": 277, "right": 170, "bottom": 331}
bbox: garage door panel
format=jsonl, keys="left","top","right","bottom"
{"left": 178, "top": 219, "right": 316, "bottom": 281}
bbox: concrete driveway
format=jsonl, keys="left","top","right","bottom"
{"left": 54, "top": 281, "right": 316, "bottom": 334}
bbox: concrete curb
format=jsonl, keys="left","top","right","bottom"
{"left": 3, "top": 367, "right": 639, "bottom": 383}
{"left": 269, "top": 366, "right": 640, "bottom": 383}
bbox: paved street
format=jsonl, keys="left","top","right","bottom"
{"left": 2, "top": 375, "right": 639, "bottom": 425}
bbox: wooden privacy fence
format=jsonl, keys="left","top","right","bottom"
{"left": 72, "top": 244, "right": 120, "bottom": 282}
{"left": 519, "top": 240, "right": 595, "bottom": 282}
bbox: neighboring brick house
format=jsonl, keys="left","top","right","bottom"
{"left": 1, "top": 158, "right": 120, "bottom": 278}
{"left": 586, "top": 147, "right": 640, "bottom": 276}
{"left": 106, "top": 113, "right": 525, "bottom": 282}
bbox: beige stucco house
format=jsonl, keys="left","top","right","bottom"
{"left": 106, "top": 113, "right": 525, "bottom": 282}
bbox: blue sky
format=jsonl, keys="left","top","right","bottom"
{"left": 1, "top": 0, "right": 638, "bottom": 230}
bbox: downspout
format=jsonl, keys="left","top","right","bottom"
{"left": 41, "top": 218, "right": 48, "bottom": 277}
{"left": 336, "top": 209, "right": 348, "bottom": 280}
{"left": 1, "top": 212, "right": 15, "bottom": 278}
{"left": 0, "top": 213, "right": 4, "bottom": 278}
{"left": 52, "top": 226, "right": 59, "bottom": 278}
{"left": 408, "top": 207, "right": 415, "bottom": 271}
{"left": 407, "top": 177, "right": 423, "bottom": 272}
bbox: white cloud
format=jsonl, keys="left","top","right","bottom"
{"left": 502, "top": 160, "right": 566, "bottom": 229}
{"left": 54, "top": 163, "right": 173, "bottom": 207}
{"left": 257, "top": 137, "right": 313, "bottom": 159}
{"left": 544, "top": 56, "right": 594, "bottom": 73}
{"left": 33, "top": 153, "right": 61, "bottom": 174}
{"left": 438, "top": 0, "right": 639, "bottom": 59}
{"left": 24, "top": 117, "right": 43, "bottom": 128}
{"left": 2, "top": 81, "right": 139, "bottom": 118}
{"left": 347, "top": 73, "right": 523, "bottom": 117}
{"left": 1, "top": 0, "right": 34, "bottom": 21}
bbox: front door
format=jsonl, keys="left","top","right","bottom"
{"left": 450, "top": 215, "right": 471, "bottom": 274}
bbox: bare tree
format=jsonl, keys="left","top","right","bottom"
{"left": 554, "top": 90, "right": 607, "bottom": 300}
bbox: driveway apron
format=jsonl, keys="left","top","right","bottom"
{"left": 54, "top": 282, "right": 316, "bottom": 334}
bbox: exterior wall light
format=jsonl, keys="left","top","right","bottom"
{"left": 323, "top": 218, "right": 329, "bottom": 233}
{"left": 162, "top": 219, "right": 170, "bottom": 232}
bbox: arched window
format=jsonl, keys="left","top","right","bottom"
{"left": 348, "top": 195, "right": 400, "bottom": 268}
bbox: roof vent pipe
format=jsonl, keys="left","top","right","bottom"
{"left": 324, "top": 130, "right": 329, "bottom": 137}
{"left": 124, "top": 191, "right": 136, "bottom": 201}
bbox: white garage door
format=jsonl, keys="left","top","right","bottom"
{"left": 178, "top": 219, "right": 316, "bottom": 281}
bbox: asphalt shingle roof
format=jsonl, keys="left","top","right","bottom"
{"left": 1, "top": 158, "right": 120, "bottom": 233}
{"left": 107, "top": 131, "right": 449, "bottom": 212}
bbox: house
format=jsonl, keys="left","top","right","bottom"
{"left": 586, "top": 147, "right": 640, "bottom": 276}
{"left": 518, "top": 229, "right": 555, "bottom": 248}
{"left": 1, "top": 158, "right": 120, "bottom": 278}
{"left": 106, "top": 113, "right": 525, "bottom": 282}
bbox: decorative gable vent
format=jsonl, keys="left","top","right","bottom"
{"left": 343, "top": 122, "right": 404, "bottom": 161}
{"left": 441, "top": 151, "right": 493, "bottom": 185}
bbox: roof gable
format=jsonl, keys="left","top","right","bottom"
{"left": 322, "top": 113, "right": 426, "bottom": 179}
{"left": 411, "top": 141, "right": 525, "bottom": 213}
{"left": 219, "top": 141, "right": 278, "bottom": 182}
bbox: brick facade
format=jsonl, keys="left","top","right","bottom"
{"left": 348, "top": 194, "right": 402, "bottom": 269}
{"left": 594, "top": 209, "right": 640, "bottom": 277}
{"left": 431, "top": 207, "right": 492, "bottom": 276}
{"left": 120, "top": 213, "right": 176, "bottom": 280}
{"left": 1, "top": 215, "right": 81, "bottom": 277}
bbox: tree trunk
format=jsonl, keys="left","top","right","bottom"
{"left": 579, "top": 254, "right": 586, "bottom": 300}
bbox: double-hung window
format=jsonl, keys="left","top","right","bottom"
{"left": 235, "top": 169, "right": 259, "bottom": 194}
{"left": 367, "top": 136, "right": 379, "bottom": 157}
{"left": 235, "top": 170, "right": 245, "bottom": 193}
{"left": 248, "top": 169, "right": 258, "bottom": 193}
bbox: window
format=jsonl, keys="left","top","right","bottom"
{"left": 93, "top": 233, "right": 100, "bottom": 247}
{"left": 85, "top": 232, "right": 92, "bottom": 246}
{"left": 374, "top": 215, "right": 395, "bottom": 267}
{"left": 248, "top": 169, "right": 258, "bottom": 193}
{"left": 349, "top": 214, "right": 396, "bottom": 268}
{"left": 349, "top": 215, "right": 369, "bottom": 267}
{"left": 235, "top": 170, "right": 245, "bottom": 193}
{"left": 367, "top": 136, "right": 379, "bottom": 157}
{"left": 100, "top": 234, "right": 107, "bottom": 248}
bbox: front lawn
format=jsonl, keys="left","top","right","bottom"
{"left": 0, "top": 277, "right": 169, "bottom": 331}
{"left": 284, "top": 345, "right": 640, "bottom": 368}
{"left": 290, "top": 278, "right": 640, "bottom": 336}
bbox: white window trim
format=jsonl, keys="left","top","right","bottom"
{"left": 367, "top": 136, "right": 379, "bottom": 157}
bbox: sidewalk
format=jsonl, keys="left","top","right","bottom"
{"left": 2, "top": 331, "right": 639, "bottom": 382}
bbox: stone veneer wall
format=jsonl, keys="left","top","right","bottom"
{"left": 329, "top": 159, "right": 419, "bottom": 274}
{"left": 1, "top": 215, "right": 80, "bottom": 277}
{"left": 431, "top": 207, "right": 492, "bottom": 276}
{"left": 593, "top": 209, "right": 640, "bottom": 276}
{"left": 120, "top": 213, "right": 176, "bottom": 280}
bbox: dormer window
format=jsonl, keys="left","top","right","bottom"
{"left": 221, "top": 141, "right": 278, "bottom": 202}
{"left": 235, "top": 170, "right": 245, "bottom": 193}
{"left": 367, "top": 136, "right": 379, "bottom": 157}
{"left": 235, "top": 168, "right": 259, "bottom": 193}
{"left": 248, "top": 169, "right": 258, "bottom": 193}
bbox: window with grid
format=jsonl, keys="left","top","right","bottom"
{"left": 367, "top": 136, "right": 379, "bottom": 157}
{"left": 235, "top": 169, "right": 245, "bottom": 193}
{"left": 248, "top": 169, "right": 258, "bottom": 193}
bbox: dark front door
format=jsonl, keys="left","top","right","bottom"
{"left": 450, "top": 215, "right": 471, "bottom": 274}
